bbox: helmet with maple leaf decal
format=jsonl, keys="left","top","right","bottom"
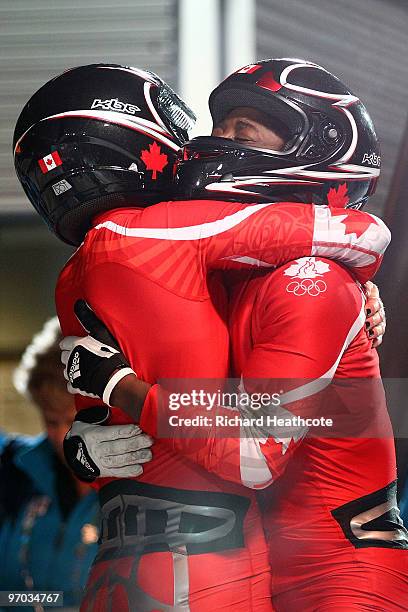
{"left": 13, "top": 64, "right": 196, "bottom": 245}
{"left": 176, "top": 58, "right": 380, "bottom": 209}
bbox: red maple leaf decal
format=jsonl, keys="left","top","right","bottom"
{"left": 327, "top": 183, "right": 376, "bottom": 238}
{"left": 331, "top": 209, "right": 376, "bottom": 239}
{"left": 327, "top": 183, "right": 349, "bottom": 209}
{"left": 140, "top": 141, "right": 168, "bottom": 180}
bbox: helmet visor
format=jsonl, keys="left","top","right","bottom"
{"left": 158, "top": 84, "right": 196, "bottom": 144}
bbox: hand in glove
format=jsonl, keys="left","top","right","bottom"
{"left": 63, "top": 406, "right": 153, "bottom": 482}
{"left": 60, "top": 300, "right": 136, "bottom": 406}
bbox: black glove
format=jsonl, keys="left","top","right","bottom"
{"left": 60, "top": 300, "right": 136, "bottom": 405}
{"left": 63, "top": 406, "right": 152, "bottom": 482}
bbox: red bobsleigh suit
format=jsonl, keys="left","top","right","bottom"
{"left": 231, "top": 261, "right": 408, "bottom": 611}
{"left": 56, "top": 199, "right": 390, "bottom": 611}
{"left": 141, "top": 258, "right": 408, "bottom": 608}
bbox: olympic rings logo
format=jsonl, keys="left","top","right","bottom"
{"left": 286, "top": 279, "right": 327, "bottom": 297}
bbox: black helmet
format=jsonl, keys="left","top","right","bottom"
{"left": 175, "top": 58, "right": 380, "bottom": 209}
{"left": 13, "top": 64, "right": 196, "bottom": 245}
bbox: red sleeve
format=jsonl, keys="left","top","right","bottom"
{"left": 91, "top": 200, "right": 389, "bottom": 284}
{"left": 56, "top": 260, "right": 149, "bottom": 426}
{"left": 140, "top": 258, "right": 369, "bottom": 489}
{"left": 198, "top": 201, "right": 389, "bottom": 284}
{"left": 236, "top": 257, "right": 368, "bottom": 487}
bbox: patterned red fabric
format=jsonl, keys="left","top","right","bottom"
{"left": 56, "top": 199, "right": 391, "bottom": 610}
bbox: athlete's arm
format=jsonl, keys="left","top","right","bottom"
{"left": 139, "top": 258, "right": 372, "bottom": 488}
{"left": 228, "top": 259, "right": 370, "bottom": 487}
{"left": 61, "top": 264, "right": 382, "bottom": 487}
{"left": 125, "top": 260, "right": 373, "bottom": 489}
{"left": 200, "top": 201, "right": 390, "bottom": 284}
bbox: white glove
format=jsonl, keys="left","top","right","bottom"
{"left": 64, "top": 407, "right": 153, "bottom": 481}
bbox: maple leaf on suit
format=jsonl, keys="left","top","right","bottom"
{"left": 327, "top": 182, "right": 375, "bottom": 238}
{"left": 330, "top": 208, "right": 376, "bottom": 239}
{"left": 140, "top": 141, "right": 168, "bottom": 180}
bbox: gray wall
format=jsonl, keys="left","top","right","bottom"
{"left": 1, "top": 0, "right": 178, "bottom": 215}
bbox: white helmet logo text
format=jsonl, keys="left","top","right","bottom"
{"left": 91, "top": 98, "right": 140, "bottom": 115}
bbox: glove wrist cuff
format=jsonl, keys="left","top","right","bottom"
{"left": 103, "top": 368, "right": 136, "bottom": 406}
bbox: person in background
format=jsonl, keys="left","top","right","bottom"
{"left": 0, "top": 318, "right": 99, "bottom": 608}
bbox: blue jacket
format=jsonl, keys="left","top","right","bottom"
{"left": 0, "top": 433, "right": 99, "bottom": 607}
{"left": 400, "top": 479, "right": 408, "bottom": 527}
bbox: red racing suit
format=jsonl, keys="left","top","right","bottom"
{"left": 234, "top": 261, "right": 408, "bottom": 611}
{"left": 142, "top": 258, "right": 408, "bottom": 611}
{"left": 56, "top": 199, "right": 390, "bottom": 612}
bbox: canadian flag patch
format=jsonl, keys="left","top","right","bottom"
{"left": 38, "top": 151, "right": 63, "bottom": 174}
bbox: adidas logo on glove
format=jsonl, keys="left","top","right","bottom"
{"left": 76, "top": 442, "right": 95, "bottom": 473}
{"left": 68, "top": 351, "right": 81, "bottom": 383}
